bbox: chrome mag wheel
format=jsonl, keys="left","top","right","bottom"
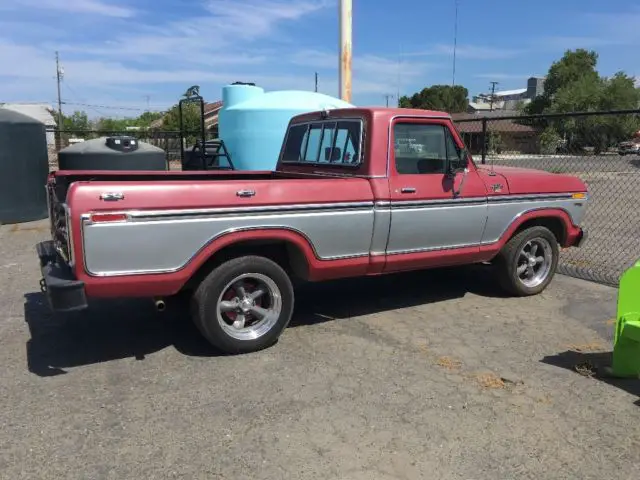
{"left": 516, "top": 238, "right": 553, "bottom": 288}
{"left": 216, "top": 273, "right": 282, "bottom": 341}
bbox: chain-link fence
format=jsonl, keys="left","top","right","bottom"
{"left": 454, "top": 109, "right": 640, "bottom": 286}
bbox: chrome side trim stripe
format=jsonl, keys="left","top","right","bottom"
{"left": 386, "top": 242, "right": 481, "bottom": 256}
{"left": 93, "top": 193, "right": 580, "bottom": 222}
{"left": 487, "top": 193, "right": 575, "bottom": 203}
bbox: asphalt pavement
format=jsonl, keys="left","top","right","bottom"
{"left": 1, "top": 220, "right": 639, "bottom": 480}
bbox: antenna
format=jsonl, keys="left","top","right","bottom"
{"left": 55, "top": 51, "right": 64, "bottom": 150}
{"left": 452, "top": 0, "right": 459, "bottom": 86}
{"left": 315, "top": 72, "right": 318, "bottom": 93}
{"left": 383, "top": 94, "right": 394, "bottom": 107}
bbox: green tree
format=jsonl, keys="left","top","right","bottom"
{"left": 62, "top": 110, "right": 90, "bottom": 132}
{"left": 95, "top": 117, "right": 133, "bottom": 132}
{"left": 135, "top": 111, "right": 163, "bottom": 127}
{"left": 399, "top": 85, "right": 469, "bottom": 113}
{"left": 523, "top": 49, "right": 640, "bottom": 153}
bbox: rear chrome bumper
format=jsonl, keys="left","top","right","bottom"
{"left": 36, "top": 240, "right": 88, "bottom": 313}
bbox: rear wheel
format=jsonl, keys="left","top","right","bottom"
{"left": 494, "top": 226, "right": 559, "bottom": 296}
{"left": 191, "top": 255, "right": 294, "bottom": 354}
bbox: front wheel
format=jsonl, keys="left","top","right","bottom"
{"left": 494, "top": 226, "right": 559, "bottom": 296}
{"left": 191, "top": 255, "right": 294, "bottom": 354}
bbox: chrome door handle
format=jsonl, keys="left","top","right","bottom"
{"left": 400, "top": 187, "right": 416, "bottom": 194}
{"left": 236, "top": 189, "right": 256, "bottom": 197}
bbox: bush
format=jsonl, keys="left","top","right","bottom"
{"left": 539, "top": 127, "right": 562, "bottom": 155}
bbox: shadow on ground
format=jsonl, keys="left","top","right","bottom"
{"left": 25, "top": 265, "right": 505, "bottom": 376}
{"left": 541, "top": 350, "right": 640, "bottom": 406}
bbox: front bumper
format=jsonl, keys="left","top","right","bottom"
{"left": 36, "top": 240, "right": 88, "bottom": 312}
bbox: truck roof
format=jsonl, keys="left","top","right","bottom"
{"left": 289, "top": 106, "right": 452, "bottom": 124}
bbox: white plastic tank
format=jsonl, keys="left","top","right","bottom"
{"left": 218, "top": 83, "right": 354, "bottom": 170}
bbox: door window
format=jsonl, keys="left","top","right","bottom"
{"left": 394, "top": 123, "right": 462, "bottom": 174}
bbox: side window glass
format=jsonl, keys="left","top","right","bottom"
{"left": 394, "top": 123, "right": 447, "bottom": 175}
{"left": 445, "top": 129, "right": 464, "bottom": 168}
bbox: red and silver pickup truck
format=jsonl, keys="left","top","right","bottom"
{"left": 37, "top": 107, "right": 588, "bottom": 353}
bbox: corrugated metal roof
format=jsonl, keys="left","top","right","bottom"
{"left": 494, "top": 88, "right": 527, "bottom": 97}
{"left": 0, "top": 103, "right": 57, "bottom": 126}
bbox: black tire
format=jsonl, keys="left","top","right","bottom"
{"left": 191, "top": 255, "right": 294, "bottom": 354}
{"left": 494, "top": 226, "right": 559, "bottom": 297}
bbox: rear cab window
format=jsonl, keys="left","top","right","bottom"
{"left": 281, "top": 119, "right": 362, "bottom": 166}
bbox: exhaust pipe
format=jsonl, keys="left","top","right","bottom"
{"left": 154, "top": 297, "right": 166, "bottom": 312}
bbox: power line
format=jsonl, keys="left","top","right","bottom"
{"left": 60, "top": 101, "right": 158, "bottom": 111}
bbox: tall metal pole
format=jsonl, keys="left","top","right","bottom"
{"left": 489, "top": 81, "right": 499, "bottom": 111}
{"left": 55, "top": 51, "right": 64, "bottom": 150}
{"left": 339, "top": 0, "right": 352, "bottom": 103}
{"left": 315, "top": 72, "right": 318, "bottom": 93}
{"left": 452, "top": 0, "right": 458, "bottom": 86}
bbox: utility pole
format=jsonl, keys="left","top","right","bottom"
{"left": 452, "top": 0, "right": 459, "bottom": 86}
{"left": 489, "top": 81, "right": 499, "bottom": 111}
{"left": 339, "top": 0, "right": 352, "bottom": 103}
{"left": 383, "top": 94, "right": 394, "bottom": 107}
{"left": 314, "top": 72, "right": 318, "bottom": 93}
{"left": 55, "top": 51, "right": 64, "bottom": 150}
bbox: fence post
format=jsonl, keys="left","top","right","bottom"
{"left": 481, "top": 118, "right": 487, "bottom": 165}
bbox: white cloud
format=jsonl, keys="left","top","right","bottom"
{"left": 402, "top": 44, "right": 522, "bottom": 60}
{"left": 289, "top": 49, "right": 434, "bottom": 95}
{"left": 3, "top": 0, "right": 136, "bottom": 18}
{"left": 473, "top": 73, "right": 539, "bottom": 80}
{"left": 54, "top": 0, "right": 332, "bottom": 65}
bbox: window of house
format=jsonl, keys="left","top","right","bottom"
{"left": 281, "top": 120, "right": 362, "bottom": 165}
{"left": 394, "top": 123, "right": 463, "bottom": 174}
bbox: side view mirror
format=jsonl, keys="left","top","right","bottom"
{"left": 447, "top": 148, "right": 469, "bottom": 176}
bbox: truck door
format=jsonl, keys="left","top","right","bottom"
{"left": 384, "top": 117, "right": 489, "bottom": 271}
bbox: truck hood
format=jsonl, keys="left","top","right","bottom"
{"left": 476, "top": 164, "right": 587, "bottom": 195}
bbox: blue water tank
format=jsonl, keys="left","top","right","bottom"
{"left": 218, "top": 83, "right": 354, "bottom": 170}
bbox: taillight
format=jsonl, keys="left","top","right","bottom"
{"left": 89, "top": 213, "right": 129, "bottom": 223}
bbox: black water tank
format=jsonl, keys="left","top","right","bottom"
{"left": 0, "top": 108, "right": 49, "bottom": 224}
{"left": 58, "top": 136, "right": 167, "bottom": 171}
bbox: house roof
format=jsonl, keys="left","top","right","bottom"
{"left": 1, "top": 103, "right": 57, "bottom": 126}
{"left": 494, "top": 88, "right": 527, "bottom": 97}
{"left": 452, "top": 112, "right": 538, "bottom": 134}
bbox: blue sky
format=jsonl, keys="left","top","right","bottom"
{"left": 0, "top": 0, "right": 638, "bottom": 118}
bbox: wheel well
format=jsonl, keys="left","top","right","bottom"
{"left": 513, "top": 216, "right": 566, "bottom": 245}
{"left": 182, "top": 239, "right": 310, "bottom": 292}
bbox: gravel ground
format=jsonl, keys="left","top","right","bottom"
{"left": 1, "top": 220, "right": 640, "bottom": 480}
